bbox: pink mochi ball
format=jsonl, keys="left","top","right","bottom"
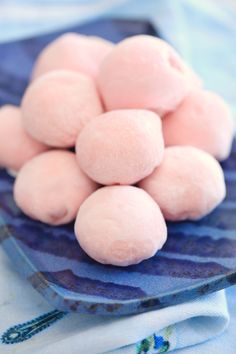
{"left": 76, "top": 109, "right": 164, "bottom": 185}
{"left": 74, "top": 186, "right": 167, "bottom": 266}
{"left": 32, "top": 33, "right": 114, "bottom": 80}
{"left": 139, "top": 146, "right": 226, "bottom": 221}
{"left": 0, "top": 105, "right": 48, "bottom": 172}
{"left": 162, "top": 90, "right": 234, "bottom": 161}
{"left": 21, "top": 70, "right": 103, "bottom": 147}
{"left": 98, "top": 35, "right": 200, "bottom": 116}
{"left": 14, "top": 150, "right": 98, "bottom": 225}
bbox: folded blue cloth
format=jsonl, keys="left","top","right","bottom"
{"left": 174, "top": 284, "right": 236, "bottom": 354}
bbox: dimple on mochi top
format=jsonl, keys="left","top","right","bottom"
{"left": 98, "top": 35, "right": 201, "bottom": 116}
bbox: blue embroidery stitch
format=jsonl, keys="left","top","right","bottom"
{"left": 136, "top": 326, "right": 172, "bottom": 353}
{"left": 154, "top": 335, "right": 164, "bottom": 349}
{"left": 1, "top": 309, "right": 66, "bottom": 344}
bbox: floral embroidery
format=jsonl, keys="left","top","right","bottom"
{"left": 1, "top": 309, "right": 66, "bottom": 344}
{"left": 136, "top": 326, "right": 172, "bottom": 353}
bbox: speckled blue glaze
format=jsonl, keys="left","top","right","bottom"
{"left": 1, "top": 20, "right": 236, "bottom": 316}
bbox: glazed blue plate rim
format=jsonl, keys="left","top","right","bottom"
{"left": 1, "top": 213, "right": 236, "bottom": 315}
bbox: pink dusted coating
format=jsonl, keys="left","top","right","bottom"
{"left": 74, "top": 186, "right": 167, "bottom": 266}
{"left": 32, "top": 33, "right": 114, "bottom": 80}
{"left": 166, "top": 46, "right": 202, "bottom": 89}
{"left": 0, "top": 105, "right": 48, "bottom": 172}
{"left": 76, "top": 109, "right": 164, "bottom": 185}
{"left": 98, "top": 35, "right": 201, "bottom": 116}
{"left": 162, "top": 90, "right": 234, "bottom": 161}
{"left": 139, "top": 146, "right": 226, "bottom": 221}
{"left": 14, "top": 150, "right": 98, "bottom": 225}
{"left": 21, "top": 70, "right": 103, "bottom": 147}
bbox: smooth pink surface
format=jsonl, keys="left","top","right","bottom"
{"left": 76, "top": 109, "right": 164, "bottom": 185}
{"left": 163, "top": 90, "right": 234, "bottom": 161}
{"left": 21, "top": 70, "right": 103, "bottom": 147}
{"left": 75, "top": 186, "right": 167, "bottom": 266}
{"left": 98, "top": 35, "right": 199, "bottom": 116}
{"left": 14, "top": 150, "right": 98, "bottom": 225}
{"left": 32, "top": 33, "right": 114, "bottom": 80}
{"left": 166, "top": 47, "right": 202, "bottom": 89}
{"left": 0, "top": 105, "right": 48, "bottom": 171}
{"left": 139, "top": 146, "right": 226, "bottom": 221}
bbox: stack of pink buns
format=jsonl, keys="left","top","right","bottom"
{"left": 0, "top": 33, "right": 233, "bottom": 267}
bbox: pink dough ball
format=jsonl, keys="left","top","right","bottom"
{"left": 74, "top": 186, "right": 167, "bottom": 266}
{"left": 98, "top": 35, "right": 200, "bottom": 116}
{"left": 139, "top": 146, "right": 226, "bottom": 221}
{"left": 76, "top": 109, "right": 164, "bottom": 185}
{"left": 21, "top": 70, "right": 103, "bottom": 147}
{"left": 162, "top": 90, "right": 234, "bottom": 161}
{"left": 167, "top": 48, "right": 202, "bottom": 89}
{"left": 0, "top": 105, "right": 48, "bottom": 172}
{"left": 32, "top": 33, "right": 114, "bottom": 80}
{"left": 14, "top": 150, "right": 98, "bottom": 225}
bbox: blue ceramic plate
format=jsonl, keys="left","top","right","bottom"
{"left": 1, "top": 20, "right": 236, "bottom": 316}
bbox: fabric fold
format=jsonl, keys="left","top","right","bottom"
{"left": 0, "top": 247, "right": 229, "bottom": 354}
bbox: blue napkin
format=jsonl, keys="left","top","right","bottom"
{"left": 174, "top": 285, "right": 236, "bottom": 354}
